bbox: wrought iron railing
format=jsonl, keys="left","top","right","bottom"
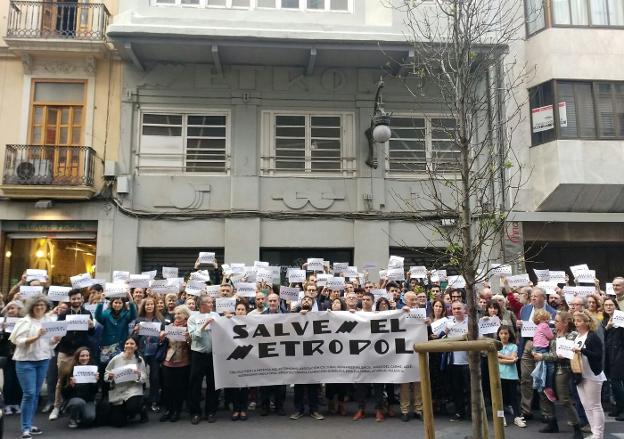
{"left": 3, "top": 145, "right": 95, "bottom": 186}
{"left": 7, "top": 1, "right": 110, "bottom": 41}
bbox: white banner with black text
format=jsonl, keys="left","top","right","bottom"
{"left": 211, "top": 310, "right": 427, "bottom": 389}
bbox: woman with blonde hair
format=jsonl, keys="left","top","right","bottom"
{"left": 572, "top": 309, "right": 606, "bottom": 439}
{"left": 586, "top": 293, "right": 603, "bottom": 322}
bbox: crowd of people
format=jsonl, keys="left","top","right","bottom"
{"left": 0, "top": 260, "right": 623, "bottom": 439}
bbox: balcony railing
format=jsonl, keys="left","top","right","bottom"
{"left": 7, "top": 1, "right": 110, "bottom": 41}
{"left": 3, "top": 145, "right": 95, "bottom": 187}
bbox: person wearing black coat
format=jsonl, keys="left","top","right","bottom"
{"left": 61, "top": 347, "right": 99, "bottom": 428}
{"left": 602, "top": 298, "right": 624, "bottom": 421}
{"left": 572, "top": 310, "right": 607, "bottom": 439}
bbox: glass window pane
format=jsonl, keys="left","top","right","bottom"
{"left": 608, "top": 0, "right": 624, "bottom": 24}
{"left": 558, "top": 82, "right": 578, "bottom": 138}
{"left": 526, "top": 0, "right": 546, "bottom": 33}
{"left": 32, "top": 127, "right": 42, "bottom": 142}
{"left": 330, "top": 0, "right": 348, "bottom": 10}
{"left": 591, "top": 0, "right": 609, "bottom": 24}
{"left": 307, "top": 0, "right": 324, "bottom": 9}
{"left": 575, "top": 83, "right": 596, "bottom": 137}
{"left": 61, "top": 108, "right": 70, "bottom": 124}
{"left": 72, "top": 127, "right": 81, "bottom": 143}
{"left": 597, "top": 83, "right": 615, "bottom": 137}
{"left": 142, "top": 126, "right": 183, "bottom": 136}
{"left": 276, "top": 115, "right": 305, "bottom": 125}
{"left": 232, "top": 0, "right": 250, "bottom": 7}
{"left": 73, "top": 107, "right": 82, "bottom": 123}
{"left": 570, "top": 0, "right": 589, "bottom": 24}
{"left": 282, "top": 0, "right": 300, "bottom": 8}
{"left": 182, "top": 0, "right": 201, "bottom": 4}
{"left": 205, "top": 0, "right": 225, "bottom": 5}
{"left": 33, "top": 106, "right": 44, "bottom": 124}
{"left": 616, "top": 84, "right": 624, "bottom": 136}
{"left": 143, "top": 114, "right": 182, "bottom": 125}
{"left": 34, "top": 82, "right": 84, "bottom": 103}
{"left": 187, "top": 115, "right": 225, "bottom": 125}
{"left": 552, "top": 0, "right": 571, "bottom": 24}
{"left": 59, "top": 128, "right": 68, "bottom": 144}
{"left": 257, "top": 0, "right": 276, "bottom": 6}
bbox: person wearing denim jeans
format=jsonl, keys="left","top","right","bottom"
{"left": 9, "top": 295, "right": 61, "bottom": 439}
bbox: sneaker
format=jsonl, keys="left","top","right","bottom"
{"left": 248, "top": 401, "right": 256, "bottom": 411}
{"left": 543, "top": 388, "right": 557, "bottom": 402}
{"left": 290, "top": 412, "right": 304, "bottom": 420}
{"left": 30, "top": 426, "right": 43, "bottom": 435}
{"left": 41, "top": 403, "right": 53, "bottom": 414}
{"left": 49, "top": 407, "right": 60, "bottom": 420}
{"left": 12, "top": 405, "right": 21, "bottom": 415}
{"left": 310, "top": 411, "right": 325, "bottom": 420}
{"left": 21, "top": 432, "right": 32, "bottom": 439}
{"left": 4, "top": 406, "right": 13, "bottom": 416}
{"left": 401, "top": 413, "right": 410, "bottom": 422}
{"left": 514, "top": 416, "right": 527, "bottom": 428}
{"left": 68, "top": 419, "right": 78, "bottom": 429}
{"left": 150, "top": 402, "right": 160, "bottom": 413}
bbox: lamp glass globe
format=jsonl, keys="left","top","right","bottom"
{"left": 372, "top": 124, "right": 392, "bottom": 143}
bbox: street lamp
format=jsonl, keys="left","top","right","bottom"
{"left": 365, "top": 79, "right": 391, "bottom": 168}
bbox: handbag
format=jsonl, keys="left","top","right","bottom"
{"left": 570, "top": 351, "right": 584, "bottom": 374}
{"left": 154, "top": 338, "right": 168, "bottom": 363}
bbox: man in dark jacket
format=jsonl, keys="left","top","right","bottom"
{"left": 49, "top": 288, "right": 95, "bottom": 420}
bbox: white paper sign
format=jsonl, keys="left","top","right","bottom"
{"left": 279, "top": 286, "right": 301, "bottom": 302}
{"left": 113, "top": 271, "right": 130, "bottom": 282}
{"left": 549, "top": 271, "right": 566, "bottom": 284}
{"left": 537, "top": 281, "right": 558, "bottom": 295}
{"left": 47, "top": 286, "right": 71, "bottom": 302}
{"left": 333, "top": 262, "right": 348, "bottom": 274}
{"left": 206, "top": 285, "right": 221, "bottom": 298}
{"left": 1, "top": 317, "right": 21, "bottom": 333}
{"left": 533, "top": 269, "right": 550, "bottom": 282}
{"left": 70, "top": 273, "right": 93, "bottom": 289}
{"left": 326, "top": 277, "right": 345, "bottom": 291}
{"left": 141, "top": 270, "right": 157, "bottom": 280}
{"left": 26, "top": 269, "right": 48, "bottom": 282}
{"left": 406, "top": 308, "right": 427, "bottom": 320}
{"left": 162, "top": 267, "right": 179, "bottom": 279}
{"left": 165, "top": 324, "right": 187, "bottom": 341}
{"left": 216, "top": 297, "right": 236, "bottom": 314}
{"left": 270, "top": 266, "right": 281, "bottom": 284}
{"left": 288, "top": 269, "right": 306, "bottom": 284}
{"left": 19, "top": 285, "right": 44, "bottom": 298}
{"left": 73, "top": 365, "right": 98, "bottom": 384}
{"left": 196, "top": 252, "right": 216, "bottom": 266}
{"left": 606, "top": 283, "right": 615, "bottom": 296}
{"left": 521, "top": 320, "right": 537, "bottom": 338}
{"left": 66, "top": 314, "right": 90, "bottom": 331}
{"left": 104, "top": 282, "right": 128, "bottom": 298}
{"left": 478, "top": 316, "right": 501, "bottom": 336}
{"left": 491, "top": 264, "right": 512, "bottom": 275}
{"left": 430, "top": 269, "right": 447, "bottom": 283}
{"left": 387, "top": 268, "right": 405, "bottom": 281}
{"left": 575, "top": 270, "right": 595, "bottom": 283}
{"left": 531, "top": 104, "right": 554, "bottom": 133}
{"left": 430, "top": 317, "right": 448, "bottom": 335}
{"left": 128, "top": 274, "right": 150, "bottom": 289}
{"left": 507, "top": 273, "right": 531, "bottom": 288}
{"left": 569, "top": 264, "right": 589, "bottom": 276}
{"left": 344, "top": 266, "right": 358, "bottom": 278}
{"left": 42, "top": 320, "right": 67, "bottom": 338}
{"left": 316, "top": 273, "right": 332, "bottom": 287}
{"left": 372, "top": 289, "right": 392, "bottom": 302}
{"left": 447, "top": 275, "right": 466, "bottom": 289}
{"left": 255, "top": 268, "right": 273, "bottom": 284}
{"left": 409, "top": 266, "right": 428, "bottom": 279}
{"left": 111, "top": 364, "right": 138, "bottom": 383}
{"left": 612, "top": 310, "right": 624, "bottom": 328}
{"left": 184, "top": 280, "right": 205, "bottom": 297}
{"left": 139, "top": 321, "right": 161, "bottom": 337}
{"left": 388, "top": 256, "right": 404, "bottom": 269}
{"left": 556, "top": 337, "right": 575, "bottom": 360}
{"left": 190, "top": 270, "right": 211, "bottom": 283}
{"left": 306, "top": 258, "right": 325, "bottom": 272}
{"left": 235, "top": 282, "right": 257, "bottom": 298}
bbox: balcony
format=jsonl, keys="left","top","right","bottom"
{"left": 1, "top": 144, "right": 97, "bottom": 199}
{"left": 5, "top": 1, "right": 111, "bottom": 55}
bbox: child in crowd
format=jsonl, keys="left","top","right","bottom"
{"left": 497, "top": 325, "right": 526, "bottom": 428}
{"left": 531, "top": 309, "right": 556, "bottom": 401}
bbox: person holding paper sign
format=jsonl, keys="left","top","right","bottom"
{"left": 0, "top": 301, "right": 24, "bottom": 415}
{"left": 132, "top": 297, "right": 164, "bottom": 413}
{"left": 397, "top": 292, "right": 423, "bottom": 422}
{"left": 62, "top": 347, "right": 98, "bottom": 428}
{"left": 9, "top": 295, "right": 60, "bottom": 439}
{"left": 188, "top": 296, "right": 220, "bottom": 425}
{"left": 533, "top": 311, "right": 582, "bottom": 436}
{"left": 572, "top": 310, "right": 606, "bottom": 439}
{"left": 105, "top": 337, "right": 148, "bottom": 427}
{"left": 225, "top": 301, "right": 249, "bottom": 421}
{"left": 259, "top": 294, "right": 287, "bottom": 417}
{"left": 95, "top": 292, "right": 137, "bottom": 367}
{"left": 159, "top": 305, "right": 191, "bottom": 423}
{"left": 50, "top": 289, "right": 95, "bottom": 421}
{"left": 442, "top": 301, "right": 470, "bottom": 422}
{"left": 602, "top": 298, "right": 624, "bottom": 421}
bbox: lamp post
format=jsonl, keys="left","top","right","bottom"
{"left": 365, "top": 79, "right": 391, "bottom": 169}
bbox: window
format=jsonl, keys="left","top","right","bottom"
{"left": 528, "top": 0, "right": 624, "bottom": 31}
{"left": 386, "top": 116, "right": 459, "bottom": 174}
{"left": 139, "top": 112, "right": 229, "bottom": 173}
{"left": 530, "top": 80, "right": 624, "bottom": 146}
{"left": 154, "top": 0, "right": 351, "bottom": 10}
{"left": 261, "top": 111, "right": 355, "bottom": 175}
{"left": 30, "top": 81, "right": 85, "bottom": 146}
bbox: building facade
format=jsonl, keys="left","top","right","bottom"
{"left": 0, "top": 0, "right": 121, "bottom": 289}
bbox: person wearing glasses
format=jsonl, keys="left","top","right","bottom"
{"left": 9, "top": 295, "right": 61, "bottom": 439}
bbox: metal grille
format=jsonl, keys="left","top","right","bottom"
{"left": 140, "top": 248, "right": 225, "bottom": 282}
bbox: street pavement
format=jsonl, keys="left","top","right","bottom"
{"left": 4, "top": 403, "right": 623, "bottom": 439}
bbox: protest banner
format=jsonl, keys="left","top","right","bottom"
{"left": 195, "top": 252, "right": 216, "bottom": 267}
{"left": 211, "top": 310, "right": 427, "bottom": 389}
{"left": 430, "top": 269, "right": 447, "bottom": 283}
{"left": 332, "top": 262, "right": 348, "bottom": 274}
{"left": 288, "top": 269, "right": 306, "bottom": 284}
{"left": 533, "top": 269, "right": 550, "bottom": 282}
{"left": 255, "top": 268, "right": 273, "bottom": 284}
{"left": 326, "top": 277, "right": 345, "bottom": 291}
{"left": 73, "top": 365, "right": 98, "bottom": 384}
{"left": 575, "top": 269, "right": 596, "bottom": 283}
{"left": 506, "top": 273, "right": 530, "bottom": 288}
{"left": 491, "top": 264, "right": 512, "bottom": 275}
{"left": 185, "top": 280, "right": 206, "bottom": 297}
{"left": 405, "top": 308, "right": 427, "bottom": 320}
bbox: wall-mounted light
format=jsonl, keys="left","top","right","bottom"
{"left": 35, "top": 249, "right": 45, "bottom": 258}
{"left": 365, "top": 78, "right": 391, "bottom": 169}
{"left": 4, "top": 251, "right": 11, "bottom": 258}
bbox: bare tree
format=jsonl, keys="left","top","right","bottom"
{"left": 385, "top": 0, "right": 532, "bottom": 437}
